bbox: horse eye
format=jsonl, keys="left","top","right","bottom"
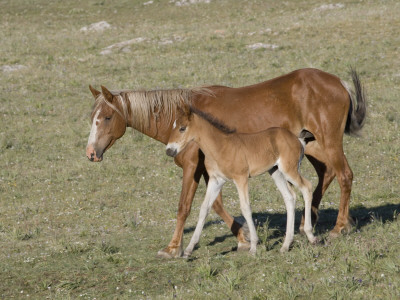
{"left": 179, "top": 126, "right": 186, "bottom": 133}
{"left": 105, "top": 116, "right": 111, "bottom": 121}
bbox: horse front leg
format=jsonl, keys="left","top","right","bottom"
{"left": 157, "top": 162, "right": 200, "bottom": 258}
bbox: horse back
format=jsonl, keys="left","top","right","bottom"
{"left": 192, "top": 68, "right": 350, "bottom": 137}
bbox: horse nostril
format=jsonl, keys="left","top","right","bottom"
{"left": 89, "top": 153, "right": 95, "bottom": 161}
{"left": 166, "top": 148, "right": 177, "bottom": 157}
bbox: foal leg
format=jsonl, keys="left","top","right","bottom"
{"left": 183, "top": 177, "right": 226, "bottom": 258}
{"left": 270, "top": 170, "right": 295, "bottom": 252}
{"left": 233, "top": 178, "right": 258, "bottom": 255}
{"left": 279, "top": 158, "right": 317, "bottom": 245}
{"left": 203, "top": 173, "right": 251, "bottom": 250}
{"left": 291, "top": 175, "right": 317, "bottom": 244}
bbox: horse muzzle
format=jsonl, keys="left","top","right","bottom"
{"left": 166, "top": 144, "right": 178, "bottom": 157}
{"left": 86, "top": 145, "right": 103, "bottom": 162}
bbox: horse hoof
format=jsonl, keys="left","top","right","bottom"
{"left": 280, "top": 246, "right": 289, "bottom": 253}
{"left": 157, "top": 246, "right": 183, "bottom": 259}
{"left": 249, "top": 248, "right": 257, "bottom": 256}
{"left": 237, "top": 241, "right": 251, "bottom": 252}
{"left": 329, "top": 222, "right": 353, "bottom": 238}
{"left": 328, "top": 230, "right": 341, "bottom": 239}
{"left": 182, "top": 251, "right": 192, "bottom": 259}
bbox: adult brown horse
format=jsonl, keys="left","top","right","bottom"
{"left": 86, "top": 68, "right": 367, "bottom": 258}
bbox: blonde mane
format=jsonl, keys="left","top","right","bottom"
{"left": 93, "top": 87, "right": 214, "bottom": 130}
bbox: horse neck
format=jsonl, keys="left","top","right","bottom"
{"left": 121, "top": 92, "right": 175, "bottom": 145}
{"left": 191, "top": 114, "right": 232, "bottom": 160}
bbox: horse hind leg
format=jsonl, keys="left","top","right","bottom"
{"left": 300, "top": 141, "right": 336, "bottom": 233}
{"left": 325, "top": 148, "right": 355, "bottom": 237}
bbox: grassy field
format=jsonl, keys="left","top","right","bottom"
{"left": 1, "top": 0, "right": 399, "bottom": 298}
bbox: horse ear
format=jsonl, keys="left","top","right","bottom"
{"left": 101, "top": 85, "right": 114, "bottom": 102}
{"left": 89, "top": 85, "right": 101, "bottom": 99}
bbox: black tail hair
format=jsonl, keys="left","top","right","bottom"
{"left": 345, "top": 67, "right": 367, "bottom": 136}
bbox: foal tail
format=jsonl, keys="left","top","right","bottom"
{"left": 343, "top": 68, "right": 367, "bottom": 137}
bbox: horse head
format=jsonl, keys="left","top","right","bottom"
{"left": 86, "top": 85, "right": 127, "bottom": 162}
{"left": 166, "top": 103, "right": 193, "bottom": 157}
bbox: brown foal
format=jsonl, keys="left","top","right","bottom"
{"left": 166, "top": 104, "right": 317, "bottom": 256}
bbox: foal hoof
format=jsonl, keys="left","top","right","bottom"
{"left": 280, "top": 245, "right": 289, "bottom": 253}
{"left": 249, "top": 248, "right": 257, "bottom": 256}
{"left": 237, "top": 241, "right": 251, "bottom": 252}
{"left": 182, "top": 251, "right": 192, "bottom": 259}
{"left": 157, "top": 246, "right": 183, "bottom": 259}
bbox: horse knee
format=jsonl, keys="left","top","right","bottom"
{"left": 337, "top": 166, "right": 353, "bottom": 191}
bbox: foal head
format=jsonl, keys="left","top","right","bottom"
{"left": 166, "top": 104, "right": 194, "bottom": 158}
{"left": 86, "top": 85, "right": 127, "bottom": 162}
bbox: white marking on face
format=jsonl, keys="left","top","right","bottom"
{"left": 173, "top": 120, "right": 177, "bottom": 129}
{"left": 166, "top": 142, "right": 179, "bottom": 152}
{"left": 88, "top": 109, "right": 101, "bottom": 145}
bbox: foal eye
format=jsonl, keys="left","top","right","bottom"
{"left": 179, "top": 126, "right": 186, "bottom": 133}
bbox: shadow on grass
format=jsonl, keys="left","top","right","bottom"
{"left": 183, "top": 203, "right": 400, "bottom": 250}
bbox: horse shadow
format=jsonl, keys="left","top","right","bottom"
{"left": 183, "top": 203, "right": 399, "bottom": 251}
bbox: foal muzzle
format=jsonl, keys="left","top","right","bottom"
{"left": 166, "top": 147, "right": 178, "bottom": 157}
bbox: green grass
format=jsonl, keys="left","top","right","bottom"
{"left": 1, "top": 0, "right": 399, "bottom": 298}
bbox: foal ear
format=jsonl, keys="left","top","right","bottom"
{"left": 179, "top": 101, "right": 191, "bottom": 116}
{"left": 89, "top": 85, "right": 101, "bottom": 99}
{"left": 101, "top": 85, "right": 114, "bottom": 102}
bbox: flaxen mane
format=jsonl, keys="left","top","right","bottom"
{"left": 93, "top": 87, "right": 214, "bottom": 130}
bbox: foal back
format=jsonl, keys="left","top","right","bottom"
{"left": 233, "top": 127, "right": 304, "bottom": 179}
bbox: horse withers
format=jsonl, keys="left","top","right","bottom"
{"left": 166, "top": 104, "right": 318, "bottom": 257}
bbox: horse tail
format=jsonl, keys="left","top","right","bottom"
{"left": 343, "top": 67, "right": 367, "bottom": 136}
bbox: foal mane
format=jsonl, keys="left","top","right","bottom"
{"left": 190, "top": 106, "right": 236, "bottom": 134}
{"left": 93, "top": 87, "right": 214, "bottom": 130}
